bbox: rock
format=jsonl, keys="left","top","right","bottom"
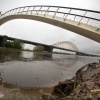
{"left": 0, "top": 92, "right": 4, "bottom": 99}
{"left": 49, "top": 62, "right": 100, "bottom": 100}
{"left": 42, "top": 93, "right": 58, "bottom": 100}
{"left": 42, "top": 93, "right": 51, "bottom": 100}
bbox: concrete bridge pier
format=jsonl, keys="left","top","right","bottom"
{"left": 0, "top": 36, "right": 4, "bottom": 46}
{"left": 43, "top": 46, "right": 53, "bottom": 53}
{"left": 0, "top": 36, "right": 8, "bottom": 47}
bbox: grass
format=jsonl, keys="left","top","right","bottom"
{"left": 12, "top": 92, "right": 16, "bottom": 100}
{"left": 74, "top": 81, "right": 77, "bottom": 89}
{"left": 70, "top": 81, "right": 77, "bottom": 100}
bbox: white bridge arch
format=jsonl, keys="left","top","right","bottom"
{"left": 0, "top": 5, "right": 100, "bottom": 42}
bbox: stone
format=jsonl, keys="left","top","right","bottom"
{"left": 0, "top": 92, "right": 4, "bottom": 99}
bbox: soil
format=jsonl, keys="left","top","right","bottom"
{"left": 42, "top": 62, "right": 100, "bottom": 100}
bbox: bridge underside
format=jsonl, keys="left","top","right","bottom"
{"left": 44, "top": 46, "right": 53, "bottom": 52}
{"left": 0, "top": 35, "right": 53, "bottom": 52}
{"left": 0, "top": 36, "right": 4, "bottom": 46}
{"left": 0, "top": 14, "right": 100, "bottom": 43}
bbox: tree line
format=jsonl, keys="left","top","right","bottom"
{"left": 33, "top": 45, "right": 44, "bottom": 52}
{"left": 0, "top": 37, "right": 23, "bottom": 49}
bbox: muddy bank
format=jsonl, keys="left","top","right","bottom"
{"left": 42, "top": 62, "right": 100, "bottom": 100}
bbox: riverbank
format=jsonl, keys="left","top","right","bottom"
{"left": 42, "top": 62, "right": 100, "bottom": 100}
{"left": 0, "top": 47, "right": 73, "bottom": 55}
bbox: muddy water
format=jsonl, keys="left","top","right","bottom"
{"left": 0, "top": 50, "right": 100, "bottom": 99}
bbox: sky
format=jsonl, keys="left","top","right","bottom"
{"left": 0, "top": 0, "right": 100, "bottom": 54}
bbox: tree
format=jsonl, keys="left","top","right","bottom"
{"left": 33, "top": 45, "right": 44, "bottom": 52}
{"left": 5, "top": 41, "right": 13, "bottom": 48}
{"left": 13, "top": 39, "right": 23, "bottom": 49}
{"left": 2, "top": 37, "right": 7, "bottom": 47}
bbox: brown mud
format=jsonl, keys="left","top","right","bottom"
{"left": 42, "top": 62, "right": 100, "bottom": 100}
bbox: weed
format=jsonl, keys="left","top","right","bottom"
{"left": 12, "top": 92, "right": 16, "bottom": 100}
{"left": 74, "top": 81, "right": 76, "bottom": 89}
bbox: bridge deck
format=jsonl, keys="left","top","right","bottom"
{"left": 0, "top": 13, "right": 100, "bottom": 42}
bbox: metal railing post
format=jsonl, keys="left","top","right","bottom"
{"left": 53, "top": 7, "right": 59, "bottom": 18}
{"left": 44, "top": 7, "right": 50, "bottom": 16}
{"left": 26, "top": 7, "right": 30, "bottom": 14}
{"left": 11, "top": 9, "right": 14, "bottom": 15}
{"left": 74, "top": 15, "right": 76, "bottom": 21}
{"left": 96, "top": 26, "right": 100, "bottom": 31}
{"left": 21, "top": 7, "right": 25, "bottom": 14}
{"left": 37, "top": 6, "right": 42, "bottom": 15}
{"left": 14, "top": 8, "right": 17, "bottom": 14}
{"left": 78, "top": 11, "right": 87, "bottom": 25}
{"left": 63, "top": 13, "right": 65, "bottom": 18}
{"left": 7, "top": 11, "right": 11, "bottom": 16}
{"left": 8, "top": 10, "right": 12, "bottom": 15}
{"left": 31, "top": 7, "right": 35, "bottom": 14}
{"left": 86, "top": 18, "right": 89, "bottom": 24}
{"left": 64, "top": 9, "right": 72, "bottom": 21}
{"left": 18, "top": 8, "right": 21, "bottom": 14}
{"left": 9, "top": 11, "right": 11, "bottom": 15}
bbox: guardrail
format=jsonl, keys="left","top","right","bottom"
{"left": 0, "top": 5, "right": 100, "bottom": 30}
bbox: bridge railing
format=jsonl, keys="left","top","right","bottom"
{"left": 0, "top": 5, "right": 100, "bottom": 30}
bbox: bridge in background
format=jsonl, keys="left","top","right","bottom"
{"left": 0, "top": 35, "right": 78, "bottom": 53}
{"left": 0, "top": 35, "right": 97, "bottom": 56}
{"left": 0, "top": 5, "right": 100, "bottom": 43}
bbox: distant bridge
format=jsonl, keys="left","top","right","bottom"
{"left": 0, "top": 35, "right": 97, "bottom": 56}
{"left": 0, "top": 5, "right": 100, "bottom": 42}
{"left": 0, "top": 35, "right": 79, "bottom": 53}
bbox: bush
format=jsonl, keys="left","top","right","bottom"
{"left": 1, "top": 38, "right": 23, "bottom": 49}
{"left": 12, "top": 39, "right": 23, "bottom": 49}
{"left": 33, "top": 45, "right": 44, "bottom": 52}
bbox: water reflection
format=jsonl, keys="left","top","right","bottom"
{"left": 0, "top": 50, "right": 53, "bottom": 62}
{"left": 53, "top": 54, "right": 77, "bottom": 67}
{"left": 0, "top": 50, "right": 99, "bottom": 90}
{"left": 34, "top": 52, "right": 52, "bottom": 60}
{"left": 0, "top": 49, "right": 21, "bottom": 61}
{"left": 0, "top": 61, "right": 63, "bottom": 88}
{"left": 0, "top": 50, "right": 78, "bottom": 89}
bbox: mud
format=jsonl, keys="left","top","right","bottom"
{"left": 42, "top": 62, "right": 100, "bottom": 100}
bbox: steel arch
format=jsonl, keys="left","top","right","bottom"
{"left": 53, "top": 41, "right": 79, "bottom": 52}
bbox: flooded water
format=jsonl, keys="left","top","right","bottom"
{"left": 0, "top": 50, "right": 100, "bottom": 99}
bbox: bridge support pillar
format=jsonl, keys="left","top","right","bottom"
{"left": 0, "top": 36, "right": 8, "bottom": 47}
{"left": 0, "top": 36, "right": 4, "bottom": 47}
{"left": 44, "top": 46, "right": 53, "bottom": 53}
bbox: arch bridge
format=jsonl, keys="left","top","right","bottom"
{"left": 0, "top": 35, "right": 78, "bottom": 53}
{"left": 0, "top": 35, "right": 95, "bottom": 56}
{"left": 0, "top": 5, "right": 100, "bottom": 43}
{"left": 53, "top": 41, "right": 79, "bottom": 51}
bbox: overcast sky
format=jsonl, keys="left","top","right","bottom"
{"left": 0, "top": 0, "right": 100, "bottom": 54}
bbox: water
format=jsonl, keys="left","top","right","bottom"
{"left": 0, "top": 50, "right": 99, "bottom": 99}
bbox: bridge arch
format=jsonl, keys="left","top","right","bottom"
{"left": 0, "top": 6, "right": 100, "bottom": 42}
{"left": 53, "top": 41, "right": 79, "bottom": 52}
